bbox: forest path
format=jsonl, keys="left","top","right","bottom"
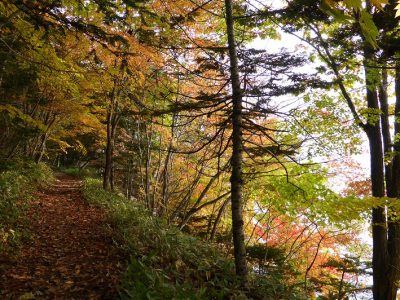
{"left": 0, "top": 173, "right": 126, "bottom": 299}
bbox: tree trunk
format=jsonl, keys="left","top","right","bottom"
{"left": 103, "top": 107, "right": 114, "bottom": 190}
{"left": 34, "top": 115, "right": 56, "bottom": 163}
{"left": 144, "top": 122, "right": 153, "bottom": 212}
{"left": 179, "top": 165, "right": 227, "bottom": 229}
{"left": 210, "top": 198, "right": 230, "bottom": 241}
{"left": 225, "top": 0, "right": 248, "bottom": 286}
{"left": 103, "top": 59, "right": 124, "bottom": 191}
{"left": 159, "top": 114, "right": 176, "bottom": 217}
{"left": 363, "top": 45, "right": 389, "bottom": 299}
{"left": 386, "top": 62, "right": 400, "bottom": 299}
{"left": 103, "top": 77, "right": 120, "bottom": 191}
{"left": 169, "top": 168, "right": 203, "bottom": 223}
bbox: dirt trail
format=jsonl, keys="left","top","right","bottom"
{"left": 0, "top": 174, "right": 126, "bottom": 299}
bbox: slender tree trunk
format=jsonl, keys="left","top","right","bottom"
{"left": 110, "top": 112, "right": 120, "bottom": 191}
{"left": 110, "top": 164, "right": 115, "bottom": 191}
{"left": 363, "top": 45, "right": 388, "bottom": 299}
{"left": 104, "top": 58, "right": 125, "bottom": 191}
{"left": 144, "top": 122, "right": 153, "bottom": 212}
{"left": 152, "top": 119, "right": 164, "bottom": 213}
{"left": 367, "top": 109, "right": 388, "bottom": 300}
{"left": 160, "top": 151, "right": 172, "bottom": 213}
{"left": 209, "top": 198, "right": 230, "bottom": 241}
{"left": 6, "top": 141, "right": 20, "bottom": 160}
{"left": 137, "top": 120, "right": 146, "bottom": 197}
{"left": 103, "top": 107, "right": 114, "bottom": 190}
{"left": 180, "top": 192, "right": 230, "bottom": 230}
{"left": 35, "top": 133, "right": 47, "bottom": 163}
{"left": 103, "top": 75, "right": 120, "bottom": 191}
{"left": 35, "top": 115, "right": 56, "bottom": 163}
{"left": 386, "top": 61, "right": 400, "bottom": 299}
{"left": 103, "top": 111, "right": 119, "bottom": 191}
{"left": 170, "top": 169, "right": 203, "bottom": 223}
{"left": 179, "top": 164, "right": 228, "bottom": 229}
{"left": 379, "top": 66, "right": 393, "bottom": 192}
{"left": 225, "top": 0, "right": 248, "bottom": 286}
{"left": 127, "top": 159, "right": 133, "bottom": 199}
{"left": 159, "top": 117, "right": 175, "bottom": 217}
{"left": 337, "top": 266, "right": 346, "bottom": 300}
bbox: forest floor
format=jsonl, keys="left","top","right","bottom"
{"left": 0, "top": 173, "right": 127, "bottom": 299}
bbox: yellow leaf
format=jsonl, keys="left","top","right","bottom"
{"left": 396, "top": 2, "right": 400, "bottom": 18}
{"left": 370, "top": 0, "right": 389, "bottom": 10}
{"left": 343, "top": 0, "right": 362, "bottom": 11}
{"left": 18, "top": 292, "right": 35, "bottom": 300}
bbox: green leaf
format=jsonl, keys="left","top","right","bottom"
{"left": 343, "top": 0, "right": 362, "bottom": 11}
{"left": 320, "top": 0, "right": 351, "bottom": 21}
{"left": 360, "top": 107, "right": 382, "bottom": 125}
{"left": 359, "top": 10, "right": 379, "bottom": 49}
{"left": 0, "top": 105, "right": 47, "bottom": 131}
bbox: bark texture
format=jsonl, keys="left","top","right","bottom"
{"left": 225, "top": 0, "right": 248, "bottom": 286}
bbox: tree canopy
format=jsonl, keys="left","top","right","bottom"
{"left": 1, "top": 0, "right": 400, "bottom": 298}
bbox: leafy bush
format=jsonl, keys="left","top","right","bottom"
{"left": 83, "top": 178, "right": 304, "bottom": 299}
{"left": 0, "top": 161, "right": 53, "bottom": 253}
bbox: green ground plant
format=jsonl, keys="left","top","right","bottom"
{"left": 62, "top": 167, "right": 100, "bottom": 179}
{"left": 0, "top": 161, "right": 53, "bottom": 253}
{"left": 82, "top": 178, "right": 304, "bottom": 299}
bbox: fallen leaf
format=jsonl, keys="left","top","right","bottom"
{"left": 18, "top": 292, "right": 35, "bottom": 300}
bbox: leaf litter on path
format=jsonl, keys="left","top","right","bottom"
{"left": 0, "top": 174, "right": 127, "bottom": 299}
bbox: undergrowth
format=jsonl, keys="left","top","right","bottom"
{"left": 62, "top": 167, "right": 99, "bottom": 178}
{"left": 0, "top": 161, "right": 53, "bottom": 253}
{"left": 83, "top": 178, "right": 304, "bottom": 299}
